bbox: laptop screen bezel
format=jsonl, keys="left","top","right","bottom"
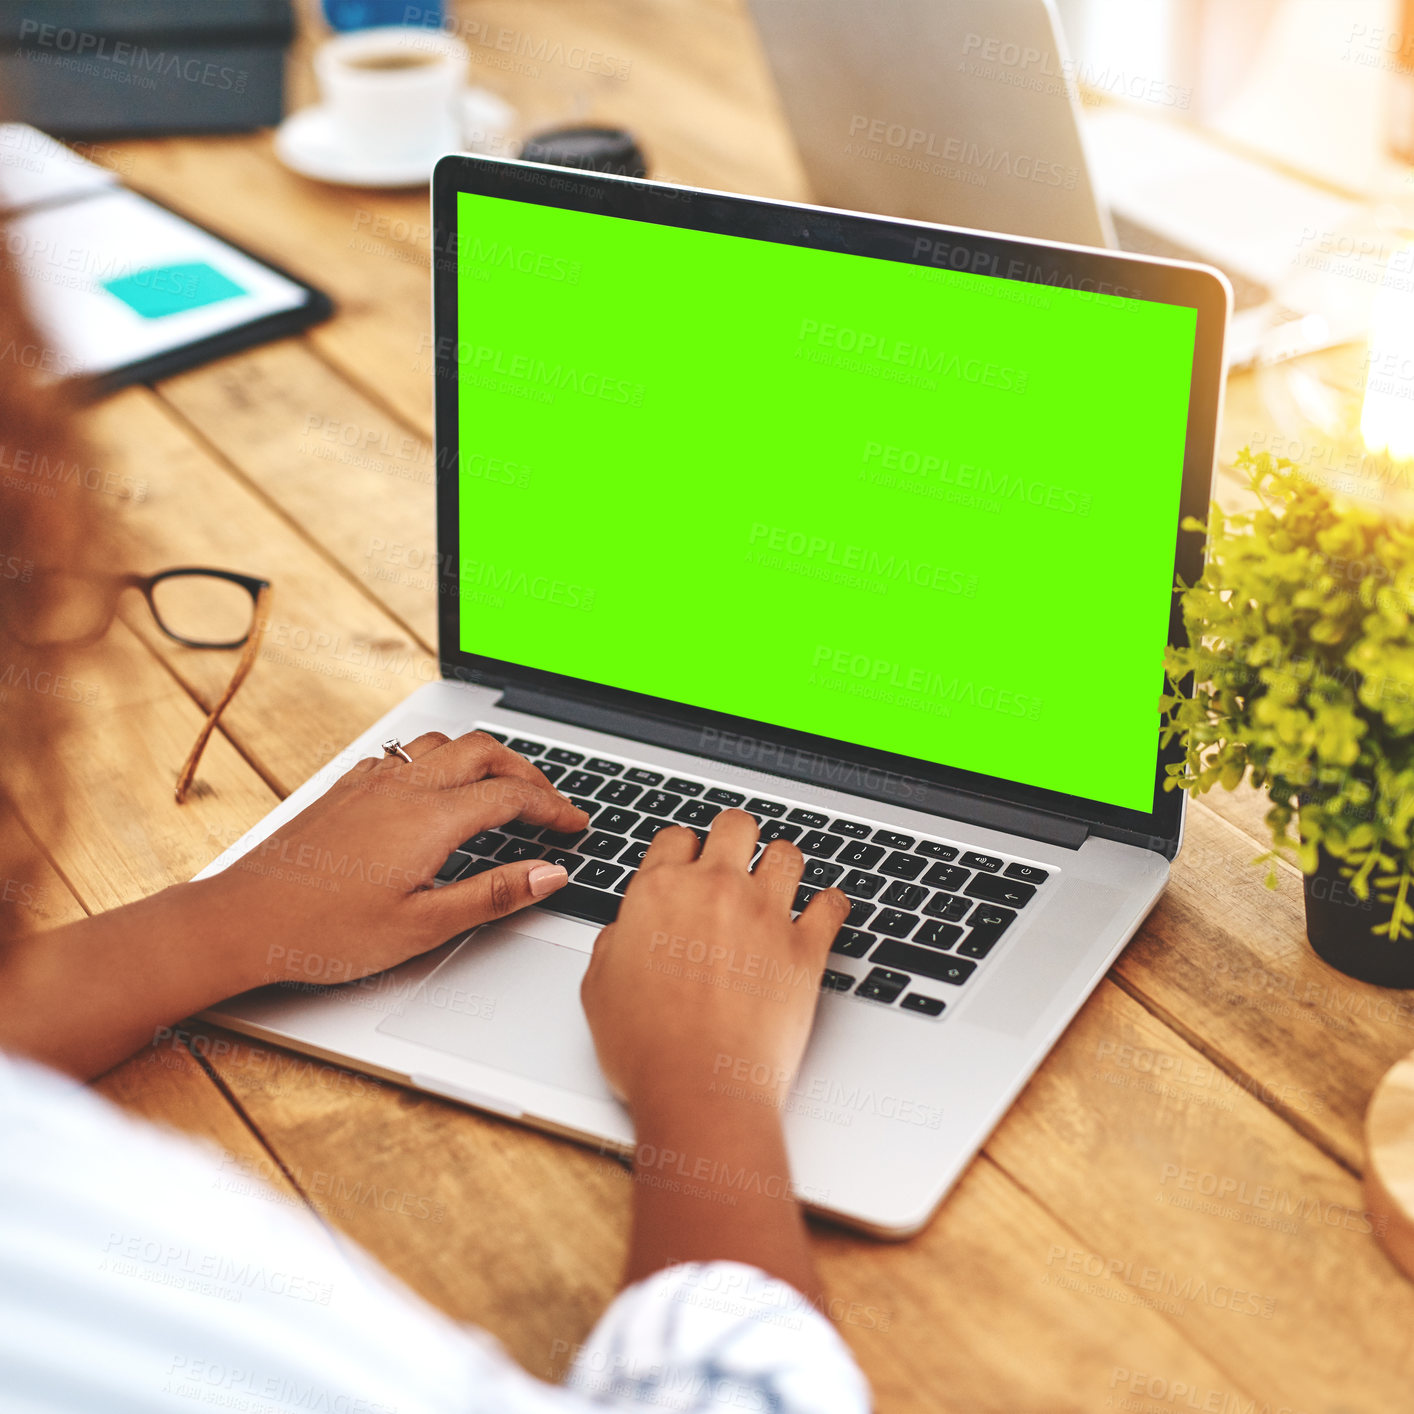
{"left": 431, "top": 153, "right": 1225, "bottom": 853}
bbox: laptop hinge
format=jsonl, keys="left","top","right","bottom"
{"left": 495, "top": 685, "right": 1090, "bottom": 851}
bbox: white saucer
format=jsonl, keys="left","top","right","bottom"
{"left": 274, "top": 103, "right": 459, "bottom": 188}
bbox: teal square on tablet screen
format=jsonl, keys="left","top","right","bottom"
{"left": 101, "top": 261, "right": 248, "bottom": 319}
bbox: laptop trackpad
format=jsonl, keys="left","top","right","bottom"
{"left": 376, "top": 919, "right": 614, "bottom": 1102}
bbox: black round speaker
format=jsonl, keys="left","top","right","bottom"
{"left": 517, "top": 126, "right": 649, "bottom": 179}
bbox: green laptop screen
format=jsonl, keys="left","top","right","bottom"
{"left": 454, "top": 190, "right": 1196, "bottom": 813}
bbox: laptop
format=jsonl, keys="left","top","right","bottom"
{"left": 746, "top": 0, "right": 1302, "bottom": 369}
{"left": 197, "top": 152, "right": 1228, "bottom": 1237}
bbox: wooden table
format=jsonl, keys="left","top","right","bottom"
{"left": 11, "top": 3, "right": 1414, "bottom": 1410}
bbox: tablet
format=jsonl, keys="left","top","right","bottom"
{"left": 1, "top": 123, "right": 332, "bottom": 394}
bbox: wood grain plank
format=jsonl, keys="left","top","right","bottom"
{"left": 1115, "top": 802, "right": 1414, "bottom": 1172}
{"left": 985, "top": 982, "right": 1414, "bottom": 1412}
{"left": 157, "top": 341, "right": 439, "bottom": 648}
{"left": 0, "top": 802, "right": 86, "bottom": 934}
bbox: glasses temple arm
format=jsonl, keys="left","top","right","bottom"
{"left": 174, "top": 586, "right": 272, "bottom": 804}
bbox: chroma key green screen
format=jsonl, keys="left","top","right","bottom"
{"left": 455, "top": 190, "right": 1196, "bottom": 812}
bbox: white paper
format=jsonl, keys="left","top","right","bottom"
{"left": 0, "top": 122, "right": 119, "bottom": 214}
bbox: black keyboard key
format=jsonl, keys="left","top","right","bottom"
{"left": 916, "top": 920, "right": 962, "bottom": 951}
{"left": 478, "top": 729, "right": 507, "bottom": 742}
{"left": 798, "top": 831, "right": 842, "bottom": 858}
{"left": 613, "top": 873, "right": 633, "bottom": 894}
{"left": 1005, "top": 862, "right": 1050, "bottom": 884}
{"left": 502, "top": 820, "right": 543, "bottom": 840}
{"left": 923, "top": 892, "right": 970, "bottom": 922}
{"left": 540, "top": 883, "right": 620, "bottom": 924}
{"left": 957, "top": 932, "right": 1000, "bottom": 959}
{"left": 624, "top": 767, "right": 662, "bottom": 786}
{"left": 787, "top": 807, "right": 829, "bottom": 828}
{"left": 793, "top": 884, "right": 818, "bottom": 912}
{"left": 881, "top": 882, "right": 928, "bottom": 910}
{"left": 594, "top": 807, "right": 640, "bottom": 835}
{"left": 746, "top": 797, "right": 786, "bottom": 817}
{"left": 825, "top": 927, "right": 871, "bottom": 961}
{"left": 873, "top": 908, "right": 919, "bottom": 938}
{"left": 871, "top": 941, "right": 977, "bottom": 986}
{"left": 802, "top": 859, "right": 843, "bottom": 889}
{"left": 637, "top": 790, "right": 683, "bottom": 817}
{"left": 580, "top": 832, "right": 625, "bottom": 860}
{"left": 545, "top": 746, "right": 583, "bottom": 765}
{"left": 855, "top": 967, "right": 909, "bottom": 1003}
{"left": 663, "top": 777, "right": 703, "bottom": 796}
{"left": 759, "top": 820, "right": 802, "bottom": 843}
{"left": 705, "top": 788, "right": 746, "bottom": 807}
{"left": 577, "top": 860, "right": 624, "bottom": 890}
{"left": 961, "top": 851, "right": 1003, "bottom": 873}
{"left": 495, "top": 838, "right": 543, "bottom": 863}
{"left": 879, "top": 851, "right": 926, "bottom": 881}
{"left": 966, "top": 874, "right": 1036, "bottom": 908}
{"left": 965, "top": 904, "right": 1017, "bottom": 953}
{"left": 620, "top": 840, "right": 651, "bottom": 868}
{"left": 569, "top": 798, "right": 600, "bottom": 822}
{"left": 846, "top": 898, "right": 875, "bottom": 928}
{"left": 916, "top": 841, "right": 959, "bottom": 861}
{"left": 584, "top": 757, "right": 621, "bottom": 775}
{"left": 541, "top": 827, "right": 589, "bottom": 849}
{"left": 562, "top": 770, "right": 606, "bottom": 796}
{"left": 537, "top": 762, "right": 567, "bottom": 785}
{"left": 540, "top": 849, "right": 581, "bottom": 874}
{"left": 831, "top": 928, "right": 873, "bottom": 958}
{"left": 507, "top": 737, "right": 546, "bottom": 756}
{"left": 632, "top": 816, "right": 675, "bottom": 842}
{"left": 901, "top": 993, "right": 945, "bottom": 1016}
{"left": 839, "top": 870, "right": 885, "bottom": 899}
{"left": 830, "top": 819, "right": 872, "bottom": 839}
{"left": 461, "top": 830, "right": 507, "bottom": 855}
{"left": 874, "top": 829, "right": 916, "bottom": 851}
{"left": 922, "top": 862, "right": 969, "bottom": 892}
{"left": 435, "top": 852, "right": 470, "bottom": 883}
{"left": 836, "top": 840, "right": 885, "bottom": 869}
{"left": 596, "top": 779, "right": 643, "bottom": 807}
{"left": 821, "top": 969, "right": 855, "bottom": 992}
{"left": 462, "top": 858, "right": 496, "bottom": 877}
{"left": 675, "top": 799, "right": 722, "bottom": 827}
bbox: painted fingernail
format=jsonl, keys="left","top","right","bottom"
{"left": 528, "top": 863, "right": 569, "bottom": 897}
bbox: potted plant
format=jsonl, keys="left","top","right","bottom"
{"left": 1160, "top": 447, "right": 1414, "bottom": 987}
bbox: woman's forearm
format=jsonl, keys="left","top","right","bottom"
{"left": 624, "top": 1084, "right": 822, "bottom": 1303}
{"left": 0, "top": 875, "right": 257, "bottom": 1079}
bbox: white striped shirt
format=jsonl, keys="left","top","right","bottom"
{"left": 0, "top": 1053, "right": 871, "bottom": 1414}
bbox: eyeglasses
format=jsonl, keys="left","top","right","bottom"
{"left": 1, "top": 566, "right": 271, "bottom": 803}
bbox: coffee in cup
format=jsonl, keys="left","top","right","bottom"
{"left": 313, "top": 26, "right": 468, "bottom": 158}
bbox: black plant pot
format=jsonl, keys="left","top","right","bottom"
{"left": 1304, "top": 848, "right": 1414, "bottom": 988}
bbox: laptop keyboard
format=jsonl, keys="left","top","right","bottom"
{"left": 432, "top": 726, "right": 1055, "bottom": 1020}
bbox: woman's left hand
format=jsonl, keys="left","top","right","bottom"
{"left": 208, "top": 729, "right": 588, "bottom": 987}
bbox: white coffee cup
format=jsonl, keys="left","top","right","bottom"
{"left": 313, "top": 26, "right": 468, "bottom": 158}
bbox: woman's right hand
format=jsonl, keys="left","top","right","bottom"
{"left": 580, "top": 810, "right": 850, "bottom": 1117}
